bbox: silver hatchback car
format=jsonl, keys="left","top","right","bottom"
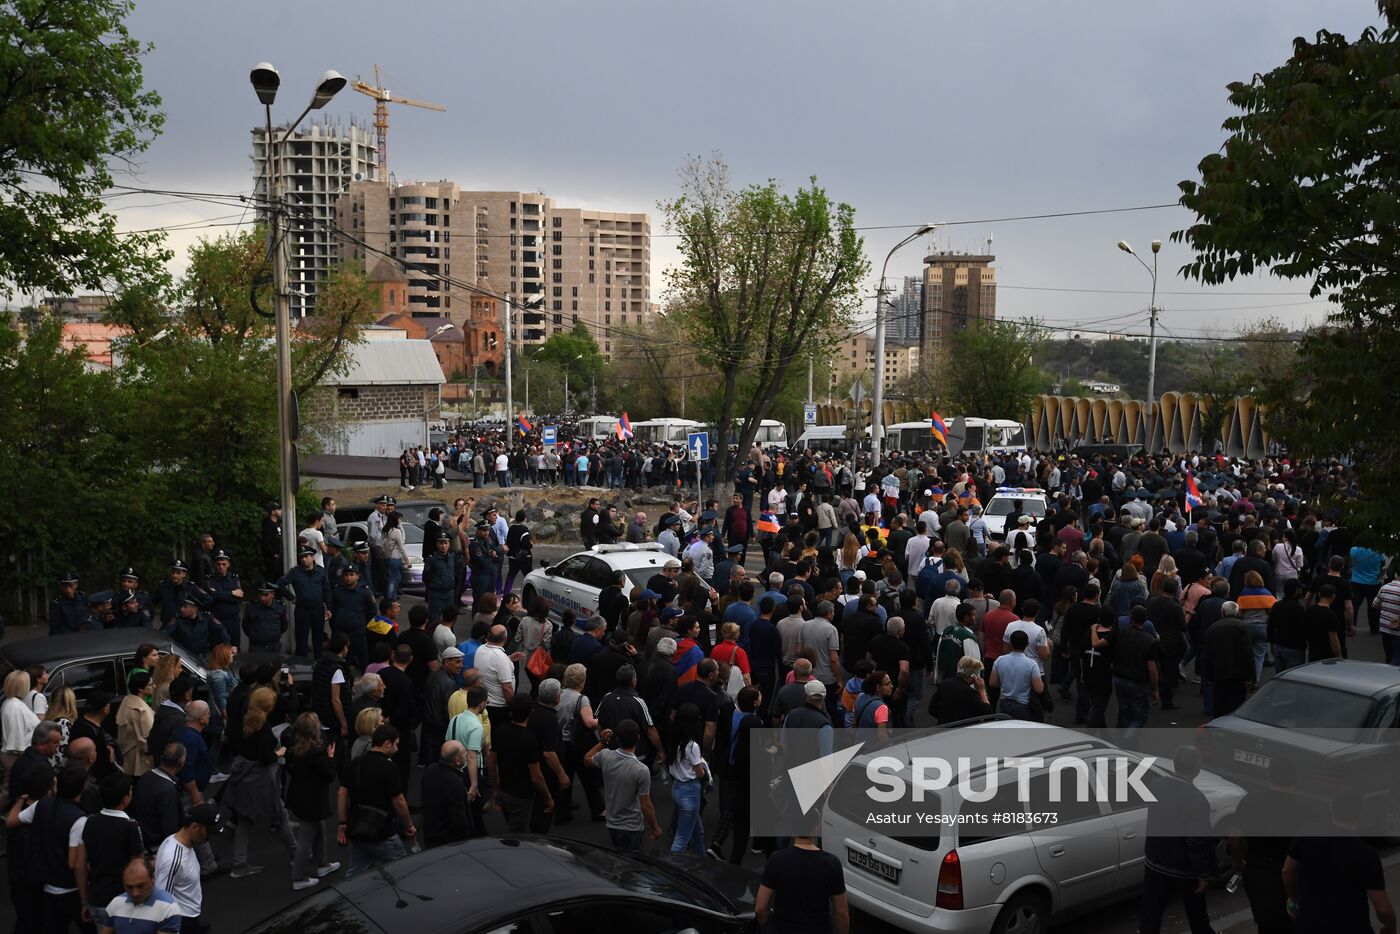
{"left": 821, "top": 721, "right": 1242, "bottom": 934}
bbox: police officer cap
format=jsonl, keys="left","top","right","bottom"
{"left": 353, "top": 542, "right": 370, "bottom": 553}
{"left": 118, "top": 567, "right": 139, "bottom": 582}
{"left": 59, "top": 571, "right": 80, "bottom": 584}
{"left": 323, "top": 536, "right": 343, "bottom": 549}
{"left": 298, "top": 546, "right": 317, "bottom": 558}
{"left": 180, "top": 596, "right": 200, "bottom": 607}
{"left": 474, "top": 520, "right": 490, "bottom": 530}
{"left": 212, "top": 550, "right": 231, "bottom": 562}
{"left": 88, "top": 590, "right": 113, "bottom": 606}
{"left": 699, "top": 526, "right": 716, "bottom": 537}
{"left": 169, "top": 559, "right": 189, "bottom": 573}
{"left": 118, "top": 589, "right": 138, "bottom": 605}
{"left": 341, "top": 565, "right": 360, "bottom": 577}
{"left": 726, "top": 543, "right": 745, "bottom": 555}
{"left": 258, "top": 582, "right": 278, "bottom": 594}
{"left": 658, "top": 514, "right": 679, "bottom": 529}
{"left": 436, "top": 532, "right": 452, "bottom": 543}
{"left": 373, "top": 494, "right": 391, "bottom": 505}
{"left": 386, "top": 495, "right": 398, "bottom": 507}
{"left": 699, "top": 509, "right": 717, "bottom": 522}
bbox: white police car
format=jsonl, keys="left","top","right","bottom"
{"left": 983, "top": 487, "right": 1048, "bottom": 541}
{"left": 521, "top": 543, "right": 676, "bottom": 622}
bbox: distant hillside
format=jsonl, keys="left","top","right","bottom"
{"left": 1037, "top": 338, "right": 1219, "bottom": 398}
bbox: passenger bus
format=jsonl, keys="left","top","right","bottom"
{"left": 572, "top": 415, "right": 619, "bottom": 441}
{"left": 708, "top": 418, "right": 790, "bottom": 450}
{"left": 948, "top": 417, "right": 1028, "bottom": 456}
{"left": 632, "top": 417, "right": 704, "bottom": 445}
{"left": 882, "top": 421, "right": 945, "bottom": 453}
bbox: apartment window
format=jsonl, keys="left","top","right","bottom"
{"left": 605, "top": 288, "right": 611, "bottom": 298}
{"left": 572, "top": 314, "right": 579, "bottom": 324}
{"left": 552, "top": 231, "right": 561, "bottom": 242}
{"left": 605, "top": 342, "right": 611, "bottom": 353}
{"left": 588, "top": 246, "right": 595, "bottom": 257}
{"left": 553, "top": 260, "right": 562, "bottom": 270}
{"left": 553, "top": 217, "right": 561, "bottom": 228}
{"left": 605, "top": 260, "right": 612, "bottom": 271}
{"left": 552, "top": 245, "right": 562, "bottom": 255}
{"left": 571, "top": 286, "right": 578, "bottom": 297}
{"left": 571, "top": 300, "right": 578, "bottom": 311}
{"left": 588, "top": 273, "right": 594, "bottom": 284}
{"left": 605, "top": 314, "right": 611, "bottom": 324}
{"left": 588, "top": 260, "right": 595, "bottom": 271}
{"left": 511, "top": 266, "right": 517, "bottom": 277}
{"left": 510, "top": 201, "right": 517, "bottom": 213}
{"left": 511, "top": 250, "right": 517, "bottom": 261}
{"left": 552, "top": 304, "right": 561, "bottom": 314}
{"left": 510, "top": 218, "right": 517, "bottom": 230}
{"left": 552, "top": 286, "right": 563, "bottom": 297}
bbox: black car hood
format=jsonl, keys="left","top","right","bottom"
{"left": 648, "top": 853, "right": 761, "bottom": 913}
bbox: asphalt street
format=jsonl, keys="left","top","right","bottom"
{"left": 0, "top": 544, "right": 1389, "bottom": 932}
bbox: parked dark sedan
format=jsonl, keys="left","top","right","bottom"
{"left": 246, "top": 836, "right": 759, "bottom": 934}
{"left": 0, "top": 629, "right": 313, "bottom": 709}
{"left": 1199, "top": 658, "right": 1400, "bottom": 835}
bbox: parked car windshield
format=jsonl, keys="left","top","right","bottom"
{"left": 1234, "top": 680, "right": 1376, "bottom": 737}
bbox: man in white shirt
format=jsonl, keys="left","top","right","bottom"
{"left": 991, "top": 463, "right": 1006, "bottom": 485}
{"left": 905, "top": 523, "right": 931, "bottom": 583}
{"left": 967, "top": 506, "right": 990, "bottom": 557}
{"left": 475, "top": 624, "right": 517, "bottom": 730}
{"left": 366, "top": 495, "right": 391, "bottom": 592}
{"left": 1004, "top": 602, "right": 1051, "bottom": 676}
{"left": 155, "top": 803, "right": 219, "bottom": 930}
{"left": 918, "top": 501, "right": 941, "bottom": 536}
{"left": 862, "top": 490, "right": 881, "bottom": 517}
{"left": 494, "top": 451, "right": 510, "bottom": 488}
{"left": 930, "top": 579, "right": 965, "bottom": 635}
{"left": 299, "top": 510, "right": 326, "bottom": 567}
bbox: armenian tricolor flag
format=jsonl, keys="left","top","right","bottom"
{"left": 516, "top": 414, "right": 533, "bottom": 434}
{"left": 616, "top": 411, "right": 634, "bottom": 440}
{"left": 755, "top": 511, "right": 781, "bottom": 534}
{"left": 930, "top": 410, "right": 949, "bottom": 447}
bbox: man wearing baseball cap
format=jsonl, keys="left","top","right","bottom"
{"left": 155, "top": 803, "right": 221, "bottom": 929}
{"left": 780, "top": 680, "right": 834, "bottom": 767}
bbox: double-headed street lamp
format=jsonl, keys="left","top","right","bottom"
{"left": 872, "top": 222, "right": 939, "bottom": 467}
{"left": 1117, "top": 239, "right": 1161, "bottom": 453}
{"left": 249, "top": 63, "right": 347, "bottom": 579}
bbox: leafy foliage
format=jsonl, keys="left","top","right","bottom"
{"left": 522, "top": 320, "right": 604, "bottom": 413}
{"left": 662, "top": 155, "right": 868, "bottom": 479}
{"left": 0, "top": 0, "right": 169, "bottom": 295}
{"left": 908, "top": 319, "right": 1051, "bottom": 422}
{"left": 1174, "top": 6, "right": 1399, "bottom": 544}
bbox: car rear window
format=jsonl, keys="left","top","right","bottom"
{"left": 1235, "top": 680, "right": 1376, "bottom": 736}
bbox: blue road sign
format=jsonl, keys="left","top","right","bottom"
{"left": 687, "top": 431, "right": 710, "bottom": 461}
{"left": 542, "top": 425, "right": 558, "bottom": 445}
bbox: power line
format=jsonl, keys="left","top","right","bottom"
{"left": 997, "top": 284, "right": 1315, "bottom": 297}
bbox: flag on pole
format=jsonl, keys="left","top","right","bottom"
{"left": 616, "top": 412, "right": 634, "bottom": 440}
{"left": 516, "top": 414, "right": 533, "bottom": 434}
{"left": 1185, "top": 471, "right": 1204, "bottom": 512}
{"left": 930, "top": 410, "right": 949, "bottom": 447}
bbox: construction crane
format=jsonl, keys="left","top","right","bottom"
{"left": 351, "top": 64, "right": 445, "bottom": 180}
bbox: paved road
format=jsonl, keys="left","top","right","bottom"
{"left": 0, "top": 559, "right": 1390, "bottom": 932}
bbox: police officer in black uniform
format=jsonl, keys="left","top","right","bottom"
{"left": 277, "top": 546, "right": 331, "bottom": 658}
{"left": 204, "top": 550, "right": 245, "bottom": 649}
{"left": 349, "top": 541, "right": 373, "bottom": 589}
{"left": 116, "top": 568, "right": 154, "bottom": 625}
{"left": 113, "top": 590, "right": 148, "bottom": 628}
{"left": 81, "top": 591, "right": 114, "bottom": 631}
{"left": 165, "top": 596, "right": 229, "bottom": 657}
{"left": 422, "top": 532, "right": 464, "bottom": 624}
{"left": 244, "top": 582, "right": 286, "bottom": 653}
{"left": 48, "top": 572, "right": 87, "bottom": 635}
{"left": 261, "top": 501, "right": 284, "bottom": 584}
{"left": 327, "top": 566, "right": 375, "bottom": 670}
{"left": 323, "top": 536, "right": 349, "bottom": 589}
{"left": 155, "top": 560, "right": 209, "bottom": 627}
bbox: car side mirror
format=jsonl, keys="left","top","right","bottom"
{"left": 542, "top": 564, "right": 554, "bottom": 575}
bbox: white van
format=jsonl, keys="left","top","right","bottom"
{"left": 794, "top": 426, "right": 850, "bottom": 452}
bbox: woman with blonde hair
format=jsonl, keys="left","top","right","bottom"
{"left": 116, "top": 671, "right": 155, "bottom": 776}
{"left": 44, "top": 687, "right": 78, "bottom": 768}
{"left": 836, "top": 532, "right": 860, "bottom": 583}
{"left": 350, "top": 706, "right": 385, "bottom": 761}
{"left": 0, "top": 670, "right": 38, "bottom": 775}
{"left": 1150, "top": 555, "right": 1181, "bottom": 600}
{"left": 223, "top": 686, "right": 296, "bottom": 878}
{"left": 151, "top": 652, "right": 184, "bottom": 707}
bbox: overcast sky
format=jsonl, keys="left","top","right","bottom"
{"left": 117, "top": 0, "right": 1380, "bottom": 338}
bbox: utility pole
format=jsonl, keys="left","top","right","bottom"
{"left": 873, "top": 223, "right": 937, "bottom": 468}
{"left": 807, "top": 354, "right": 814, "bottom": 404}
{"left": 1118, "top": 239, "right": 1162, "bottom": 452}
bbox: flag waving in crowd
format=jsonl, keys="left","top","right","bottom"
{"left": 930, "top": 409, "right": 949, "bottom": 448}
{"left": 616, "top": 411, "right": 634, "bottom": 440}
{"left": 516, "top": 413, "right": 533, "bottom": 435}
{"left": 1185, "top": 471, "right": 1204, "bottom": 512}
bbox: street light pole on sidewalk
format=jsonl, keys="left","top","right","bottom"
{"left": 250, "top": 63, "right": 346, "bottom": 580}
{"left": 1118, "top": 239, "right": 1161, "bottom": 452}
{"left": 872, "top": 223, "right": 938, "bottom": 468}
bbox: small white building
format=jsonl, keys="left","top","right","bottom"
{"left": 307, "top": 329, "right": 445, "bottom": 456}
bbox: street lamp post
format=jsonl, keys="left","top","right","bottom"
{"left": 1117, "top": 239, "right": 1161, "bottom": 452}
{"left": 250, "top": 63, "right": 346, "bottom": 584}
{"left": 562, "top": 352, "right": 583, "bottom": 414}
{"left": 502, "top": 294, "right": 543, "bottom": 450}
{"left": 872, "top": 223, "right": 938, "bottom": 467}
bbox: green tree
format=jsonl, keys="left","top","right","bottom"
{"left": 523, "top": 320, "right": 603, "bottom": 413}
{"left": 663, "top": 155, "right": 868, "bottom": 482}
{"left": 927, "top": 319, "right": 1051, "bottom": 421}
{"left": 0, "top": 0, "right": 169, "bottom": 296}
{"left": 1174, "top": 2, "right": 1396, "bottom": 541}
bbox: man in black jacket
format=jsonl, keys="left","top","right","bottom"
{"left": 1204, "top": 601, "right": 1254, "bottom": 717}
{"left": 129, "top": 743, "right": 185, "bottom": 856}
{"left": 928, "top": 657, "right": 992, "bottom": 725}
{"left": 421, "top": 741, "right": 471, "bottom": 848}
{"left": 378, "top": 644, "right": 419, "bottom": 788}
{"left": 596, "top": 572, "right": 630, "bottom": 632}
{"left": 1140, "top": 746, "right": 1216, "bottom": 934}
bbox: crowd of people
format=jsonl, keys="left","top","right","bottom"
{"left": 19, "top": 431, "right": 1398, "bottom": 933}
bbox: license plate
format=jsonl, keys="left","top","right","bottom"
{"left": 1234, "top": 749, "right": 1271, "bottom": 768}
{"left": 847, "top": 846, "right": 901, "bottom": 884}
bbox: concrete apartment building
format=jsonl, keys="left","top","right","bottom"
{"left": 920, "top": 252, "right": 996, "bottom": 351}
{"left": 886, "top": 276, "right": 924, "bottom": 343}
{"left": 251, "top": 117, "right": 378, "bottom": 318}
{"left": 830, "top": 333, "right": 921, "bottom": 391}
{"left": 333, "top": 180, "right": 651, "bottom": 359}
{"left": 40, "top": 294, "right": 113, "bottom": 321}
